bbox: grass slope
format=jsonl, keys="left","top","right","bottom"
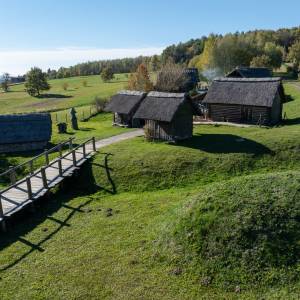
{"left": 0, "top": 113, "right": 132, "bottom": 188}
{"left": 0, "top": 82, "right": 300, "bottom": 298}
{"left": 0, "top": 74, "right": 128, "bottom": 114}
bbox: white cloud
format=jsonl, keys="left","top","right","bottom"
{"left": 0, "top": 47, "right": 164, "bottom": 75}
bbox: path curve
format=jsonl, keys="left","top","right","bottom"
{"left": 95, "top": 129, "right": 144, "bottom": 149}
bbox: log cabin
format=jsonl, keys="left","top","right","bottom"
{"left": 104, "top": 90, "right": 146, "bottom": 127}
{"left": 0, "top": 113, "right": 52, "bottom": 153}
{"left": 133, "top": 91, "right": 193, "bottom": 142}
{"left": 202, "top": 78, "right": 284, "bottom": 125}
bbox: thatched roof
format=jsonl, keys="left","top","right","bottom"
{"left": 133, "top": 91, "right": 187, "bottom": 122}
{"left": 0, "top": 113, "right": 52, "bottom": 144}
{"left": 203, "top": 78, "right": 284, "bottom": 107}
{"left": 226, "top": 67, "right": 272, "bottom": 78}
{"left": 104, "top": 90, "right": 146, "bottom": 115}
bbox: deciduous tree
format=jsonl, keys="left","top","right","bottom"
{"left": 25, "top": 67, "right": 50, "bottom": 97}
{"left": 101, "top": 67, "right": 114, "bottom": 82}
{"left": 127, "top": 64, "right": 153, "bottom": 92}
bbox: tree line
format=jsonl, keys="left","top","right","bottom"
{"left": 163, "top": 27, "right": 300, "bottom": 77}
{"left": 46, "top": 55, "right": 162, "bottom": 80}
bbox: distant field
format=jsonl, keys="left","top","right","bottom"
{"left": 0, "top": 74, "right": 128, "bottom": 114}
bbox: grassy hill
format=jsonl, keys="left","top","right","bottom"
{"left": 0, "top": 82, "right": 300, "bottom": 299}
{"left": 0, "top": 74, "right": 128, "bottom": 114}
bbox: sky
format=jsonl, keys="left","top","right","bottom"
{"left": 1, "top": 0, "right": 300, "bottom": 75}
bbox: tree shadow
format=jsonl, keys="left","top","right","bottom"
{"left": 37, "top": 94, "right": 72, "bottom": 99}
{"left": 284, "top": 94, "right": 294, "bottom": 103}
{"left": 282, "top": 118, "right": 300, "bottom": 126}
{"left": 177, "top": 134, "right": 272, "bottom": 155}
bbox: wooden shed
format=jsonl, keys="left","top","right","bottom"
{"left": 104, "top": 90, "right": 146, "bottom": 127}
{"left": 202, "top": 78, "right": 284, "bottom": 125}
{"left": 134, "top": 91, "right": 193, "bottom": 142}
{"left": 0, "top": 113, "right": 52, "bottom": 153}
{"left": 226, "top": 67, "right": 272, "bottom": 78}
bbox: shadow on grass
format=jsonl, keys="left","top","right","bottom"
{"left": 177, "top": 134, "right": 272, "bottom": 155}
{"left": 282, "top": 118, "right": 300, "bottom": 126}
{"left": 0, "top": 155, "right": 116, "bottom": 271}
{"left": 37, "top": 94, "right": 72, "bottom": 99}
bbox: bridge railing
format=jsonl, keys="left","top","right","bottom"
{"left": 0, "top": 137, "right": 96, "bottom": 230}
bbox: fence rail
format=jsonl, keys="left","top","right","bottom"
{"left": 0, "top": 137, "right": 97, "bottom": 232}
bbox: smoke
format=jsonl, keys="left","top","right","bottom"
{"left": 201, "top": 68, "right": 223, "bottom": 82}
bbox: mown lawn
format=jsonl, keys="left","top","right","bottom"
{"left": 0, "top": 82, "right": 300, "bottom": 299}
{"left": 0, "top": 74, "right": 128, "bottom": 114}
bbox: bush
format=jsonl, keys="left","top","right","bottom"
{"left": 159, "top": 172, "right": 300, "bottom": 288}
{"left": 94, "top": 96, "right": 108, "bottom": 112}
{"left": 62, "top": 82, "right": 69, "bottom": 91}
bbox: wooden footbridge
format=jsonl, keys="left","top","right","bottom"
{"left": 0, "top": 137, "right": 97, "bottom": 232}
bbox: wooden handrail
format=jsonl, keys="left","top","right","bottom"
{"left": 0, "top": 137, "right": 96, "bottom": 231}
{"left": 0, "top": 137, "right": 95, "bottom": 194}
{"left": 0, "top": 138, "right": 75, "bottom": 178}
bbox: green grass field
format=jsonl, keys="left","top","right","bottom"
{"left": 0, "top": 82, "right": 300, "bottom": 299}
{"left": 0, "top": 74, "right": 128, "bottom": 114}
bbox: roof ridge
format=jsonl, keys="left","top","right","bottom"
{"left": 148, "top": 91, "right": 186, "bottom": 98}
{"left": 215, "top": 77, "right": 281, "bottom": 82}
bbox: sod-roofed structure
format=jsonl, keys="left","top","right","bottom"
{"left": 203, "top": 78, "right": 284, "bottom": 125}
{"left": 0, "top": 113, "right": 52, "bottom": 153}
{"left": 105, "top": 90, "right": 146, "bottom": 127}
{"left": 134, "top": 91, "right": 193, "bottom": 141}
{"left": 226, "top": 67, "right": 273, "bottom": 78}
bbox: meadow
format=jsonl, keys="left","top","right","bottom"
{"left": 0, "top": 74, "right": 128, "bottom": 114}
{"left": 0, "top": 82, "right": 300, "bottom": 299}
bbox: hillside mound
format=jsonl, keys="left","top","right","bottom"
{"left": 159, "top": 172, "right": 300, "bottom": 288}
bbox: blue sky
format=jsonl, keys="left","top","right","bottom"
{"left": 1, "top": 0, "right": 300, "bottom": 74}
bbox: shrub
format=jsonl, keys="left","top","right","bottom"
{"left": 62, "top": 82, "right": 69, "bottom": 91}
{"left": 94, "top": 96, "right": 107, "bottom": 112}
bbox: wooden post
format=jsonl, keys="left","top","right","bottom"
{"left": 41, "top": 167, "right": 48, "bottom": 189}
{"left": 29, "top": 160, "right": 34, "bottom": 175}
{"left": 72, "top": 150, "right": 77, "bottom": 166}
{"left": 45, "top": 149, "right": 49, "bottom": 165}
{"left": 65, "top": 113, "right": 68, "bottom": 123}
{"left": 83, "top": 143, "right": 86, "bottom": 158}
{"left": 69, "top": 138, "right": 73, "bottom": 151}
{"left": 26, "top": 176, "right": 33, "bottom": 199}
{"left": 92, "top": 137, "right": 96, "bottom": 152}
{"left": 0, "top": 193, "right": 6, "bottom": 232}
{"left": 9, "top": 166, "right": 16, "bottom": 185}
{"left": 90, "top": 106, "right": 92, "bottom": 117}
{"left": 58, "top": 144, "right": 63, "bottom": 158}
{"left": 58, "top": 159, "right": 63, "bottom": 177}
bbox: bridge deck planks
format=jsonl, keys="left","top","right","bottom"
{"left": 0, "top": 143, "right": 95, "bottom": 219}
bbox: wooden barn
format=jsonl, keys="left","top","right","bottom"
{"left": 0, "top": 113, "right": 52, "bottom": 153}
{"left": 134, "top": 91, "right": 193, "bottom": 142}
{"left": 202, "top": 78, "right": 284, "bottom": 125}
{"left": 104, "top": 90, "right": 146, "bottom": 127}
{"left": 226, "top": 67, "right": 272, "bottom": 78}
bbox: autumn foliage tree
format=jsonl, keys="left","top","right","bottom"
{"left": 127, "top": 64, "right": 153, "bottom": 92}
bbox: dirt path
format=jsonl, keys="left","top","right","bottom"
{"left": 193, "top": 121, "right": 252, "bottom": 128}
{"left": 95, "top": 129, "right": 144, "bottom": 149}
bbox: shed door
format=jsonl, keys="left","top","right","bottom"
{"left": 241, "top": 106, "right": 253, "bottom": 122}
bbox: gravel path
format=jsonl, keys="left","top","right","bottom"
{"left": 95, "top": 129, "right": 144, "bottom": 149}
